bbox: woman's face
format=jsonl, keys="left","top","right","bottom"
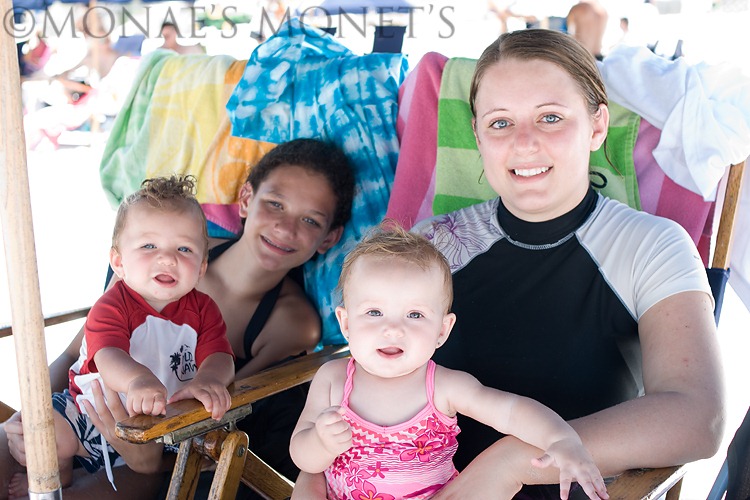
{"left": 239, "top": 165, "right": 342, "bottom": 272}
{"left": 472, "top": 58, "right": 608, "bottom": 222}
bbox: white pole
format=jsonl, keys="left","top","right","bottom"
{"left": 0, "top": 0, "right": 62, "bottom": 496}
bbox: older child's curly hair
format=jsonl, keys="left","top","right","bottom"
{"left": 337, "top": 220, "right": 453, "bottom": 310}
{"left": 246, "top": 139, "right": 355, "bottom": 230}
{"left": 111, "top": 175, "right": 208, "bottom": 255}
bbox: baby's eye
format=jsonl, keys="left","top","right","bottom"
{"left": 541, "top": 114, "right": 561, "bottom": 124}
{"left": 490, "top": 119, "right": 509, "bottom": 129}
{"left": 178, "top": 246, "right": 192, "bottom": 253}
{"left": 142, "top": 244, "right": 156, "bottom": 249}
{"left": 407, "top": 312, "right": 424, "bottom": 319}
{"left": 366, "top": 310, "right": 382, "bottom": 317}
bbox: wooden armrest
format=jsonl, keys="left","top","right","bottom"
{"left": 0, "top": 306, "right": 91, "bottom": 339}
{"left": 0, "top": 400, "right": 17, "bottom": 422}
{"left": 602, "top": 465, "right": 686, "bottom": 500}
{"left": 116, "top": 345, "right": 350, "bottom": 444}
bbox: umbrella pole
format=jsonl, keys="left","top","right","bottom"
{"left": 0, "top": 1, "right": 62, "bottom": 497}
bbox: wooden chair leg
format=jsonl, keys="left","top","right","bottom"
{"left": 208, "top": 430, "right": 249, "bottom": 500}
{"left": 195, "top": 429, "right": 294, "bottom": 500}
{"left": 241, "top": 448, "right": 294, "bottom": 500}
{"left": 167, "top": 438, "right": 203, "bottom": 500}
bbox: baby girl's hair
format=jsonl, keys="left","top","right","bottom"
{"left": 111, "top": 175, "right": 208, "bottom": 255}
{"left": 337, "top": 220, "right": 453, "bottom": 310}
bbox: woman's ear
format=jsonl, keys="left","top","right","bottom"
{"left": 109, "top": 247, "right": 124, "bottom": 279}
{"left": 316, "top": 226, "right": 344, "bottom": 254}
{"left": 238, "top": 182, "right": 253, "bottom": 219}
{"left": 590, "top": 104, "right": 610, "bottom": 151}
{"left": 472, "top": 118, "right": 480, "bottom": 147}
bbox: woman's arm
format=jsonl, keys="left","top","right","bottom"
{"left": 433, "top": 291, "right": 725, "bottom": 497}
{"left": 49, "top": 327, "right": 85, "bottom": 393}
{"left": 234, "top": 284, "right": 321, "bottom": 379}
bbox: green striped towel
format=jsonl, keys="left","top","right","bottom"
{"left": 433, "top": 57, "right": 641, "bottom": 215}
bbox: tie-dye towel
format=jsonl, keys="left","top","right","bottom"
{"left": 432, "top": 57, "right": 641, "bottom": 216}
{"left": 99, "top": 50, "right": 276, "bottom": 236}
{"left": 227, "top": 19, "right": 408, "bottom": 346}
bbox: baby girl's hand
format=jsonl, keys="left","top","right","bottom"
{"left": 315, "top": 406, "right": 352, "bottom": 457}
{"left": 532, "top": 437, "right": 609, "bottom": 500}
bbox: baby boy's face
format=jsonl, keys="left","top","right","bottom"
{"left": 111, "top": 204, "right": 207, "bottom": 312}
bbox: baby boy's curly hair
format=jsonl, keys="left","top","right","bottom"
{"left": 111, "top": 175, "right": 208, "bottom": 255}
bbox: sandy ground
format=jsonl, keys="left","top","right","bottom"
{"left": 2, "top": 4, "right": 750, "bottom": 498}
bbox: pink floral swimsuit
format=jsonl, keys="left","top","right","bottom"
{"left": 325, "top": 359, "right": 460, "bottom": 500}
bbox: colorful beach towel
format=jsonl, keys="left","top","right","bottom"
{"left": 385, "top": 52, "right": 448, "bottom": 229}
{"left": 227, "top": 19, "right": 408, "bottom": 346}
{"left": 432, "top": 57, "right": 642, "bottom": 216}
{"left": 99, "top": 51, "right": 276, "bottom": 236}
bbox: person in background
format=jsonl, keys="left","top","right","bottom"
{"left": 566, "top": 0, "right": 609, "bottom": 59}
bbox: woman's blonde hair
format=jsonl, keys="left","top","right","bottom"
{"left": 469, "top": 29, "right": 608, "bottom": 118}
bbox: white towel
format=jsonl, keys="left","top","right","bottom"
{"left": 599, "top": 44, "right": 750, "bottom": 201}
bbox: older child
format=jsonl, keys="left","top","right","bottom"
{"left": 290, "top": 223, "right": 609, "bottom": 500}
{"left": 8, "top": 176, "right": 234, "bottom": 493}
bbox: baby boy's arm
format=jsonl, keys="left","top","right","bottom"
{"left": 169, "top": 352, "right": 234, "bottom": 421}
{"left": 290, "top": 359, "right": 352, "bottom": 473}
{"left": 93, "top": 347, "right": 167, "bottom": 416}
{"left": 439, "top": 367, "right": 608, "bottom": 500}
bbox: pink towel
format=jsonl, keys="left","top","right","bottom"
{"left": 386, "top": 52, "right": 448, "bottom": 229}
{"left": 634, "top": 119, "right": 714, "bottom": 265}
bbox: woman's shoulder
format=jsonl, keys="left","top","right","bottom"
{"left": 266, "top": 277, "right": 321, "bottom": 348}
{"left": 583, "top": 194, "right": 694, "bottom": 246}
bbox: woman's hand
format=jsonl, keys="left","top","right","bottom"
{"left": 81, "top": 379, "right": 164, "bottom": 474}
{"left": 5, "top": 411, "right": 26, "bottom": 466}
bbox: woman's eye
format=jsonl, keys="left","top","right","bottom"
{"left": 267, "top": 201, "right": 282, "bottom": 209}
{"left": 407, "top": 312, "right": 424, "bottom": 319}
{"left": 178, "top": 246, "right": 192, "bottom": 253}
{"left": 490, "top": 119, "right": 509, "bottom": 129}
{"left": 542, "top": 114, "right": 561, "bottom": 124}
{"left": 366, "top": 310, "right": 382, "bottom": 317}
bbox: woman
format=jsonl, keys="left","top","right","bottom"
{"left": 1, "top": 138, "right": 355, "bottom": 498}
{"left": 294, "top": 29, "right": 725, "bottom": 498}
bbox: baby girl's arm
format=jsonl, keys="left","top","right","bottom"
{"left": 290, "top": 359, "right": 352, "bottom": 473}
{"left": 439, "top": 367, "right": 609, "bottom": 500}
{"left": 94, "top": 347, "right": 167, "bottom": 416}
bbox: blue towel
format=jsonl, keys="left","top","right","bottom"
{"left": 227, "top": 18, "right": 408, "bottom": 346}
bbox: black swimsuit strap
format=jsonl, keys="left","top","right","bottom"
{"left": 208, "top": 239, "right": 284, "bottom": 370}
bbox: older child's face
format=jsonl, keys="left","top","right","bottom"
{"left": 335, "top": 256, "right": 455, "bottom": 380}
{"left": 472, "top": 58, "right": 608, "bottom": 222}
{"left": 239, "top": 165, "right": 342, "bottom": 272}
{"left": 110, "top": 204, "right": 207, "bottom": 312}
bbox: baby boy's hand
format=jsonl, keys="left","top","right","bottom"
{"left": 532, "top": 438, "right": 609, "bottom": 500}
{"left": 126, "top": 374, "right": 168, "bottom": 416}
{"left": 169, "top": 379, "right": 231, "bottom": 421}
{"left": 315, "top": 406, "right": 352, "bottom": 457}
